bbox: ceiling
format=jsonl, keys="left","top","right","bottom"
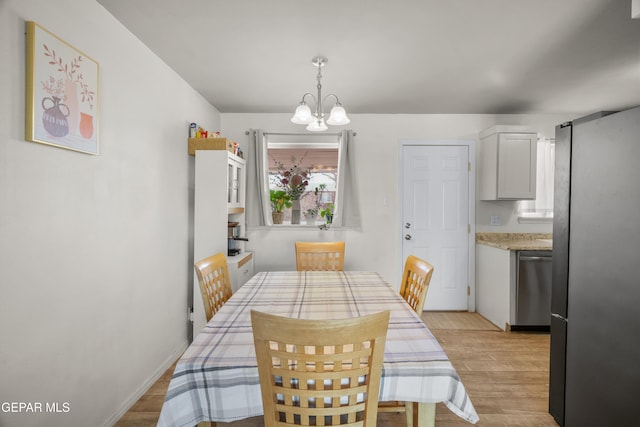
{"left": 97, "top": 0, "right": 640, "bottom": 116}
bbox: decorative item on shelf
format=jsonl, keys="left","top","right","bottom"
{"left": 188, "top": 122, "right": 222, "bottom": 139}
{"left": 270, "top": 189, "right": 291, "bottom": 225}
{"left": 271, "top": 155, "right": 312, "bottom": 224}
{"left": 196, "top": 126, "right": 208, "bottom": 138}
{"left": 291, "top": 56, "right": 350, "bottom": 132}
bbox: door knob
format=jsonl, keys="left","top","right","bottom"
{"left": 404, "top": 234, "right": 412, "bottom": 240}
{"left": 405, "top": 222, "right": 411, "bottom": 229}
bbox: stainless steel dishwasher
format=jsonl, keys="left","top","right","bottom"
{"left": 514, "top": 250, "right": 552, "bottom": 330}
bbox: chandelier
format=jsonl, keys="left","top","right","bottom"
{"left": 291, "top": 56, "right": 350, "bottom": 132}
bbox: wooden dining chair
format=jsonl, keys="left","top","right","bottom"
{"left": 399, "top": 254, "right": 435, "bottom": 314}
{"left": 251, "top": 309, "right": 390, "bottom": 427}
{"left": 295, "top": 241, "right": 345, "bottom": 271}
{"left": 378, "top": 255, "right": 435, "bottom": 427}
{"left": 194, "top": 252, "right": 233, "bottom": 322}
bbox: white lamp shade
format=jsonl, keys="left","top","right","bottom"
{"left": 326, "top": 104, "right": 350, "bottom": 125}
{"left": 291, "top": 103, "right": 314, "bottom": 124}
{"left": 306, "top": 119, "right": 328, "bottom": 132}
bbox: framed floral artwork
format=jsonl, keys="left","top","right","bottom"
{"left": 25, "top": 21, "right": 99, "bottom": 155}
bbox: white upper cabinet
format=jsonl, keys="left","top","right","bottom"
{"left": 479, "top": 126, "right": 537, "bottom": 200}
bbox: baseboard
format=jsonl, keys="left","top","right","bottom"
{"left": 102, "top": 340, "right": 188, "bottom": 427}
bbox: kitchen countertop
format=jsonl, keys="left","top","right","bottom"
{"left": 476, "top": 232, "right": 552, "bottom": 251}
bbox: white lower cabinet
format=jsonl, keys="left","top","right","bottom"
{"left": 227, "top": 252, "right": 254, "bottom": 293}
{"left": 476, "top": 244, "right": 516, "bottom": 331}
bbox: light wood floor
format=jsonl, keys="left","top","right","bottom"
{"left": 115, "top": 312, "right": 558, "bottom": 427}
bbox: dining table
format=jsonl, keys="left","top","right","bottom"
{"left": 158, "top": 270, "right": 479, "bottom": 427}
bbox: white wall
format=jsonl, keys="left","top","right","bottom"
{"left": 0, "top": 1, "right": 220, "bottom": 426}
{"left": 222, "top": 113, "right": 574, "bottom": 285}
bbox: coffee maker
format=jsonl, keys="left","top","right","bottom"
{"left": 227, "top": 222, "right": 248, "bottom": 256}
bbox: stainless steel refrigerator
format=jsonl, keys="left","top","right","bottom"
{"left": 549, "top": 106, "right": 640, "bottom": 426}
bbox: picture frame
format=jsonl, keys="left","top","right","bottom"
{"left": 25, "top": 21, "right": 99, "bottom": 155}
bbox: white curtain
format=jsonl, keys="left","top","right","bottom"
{"left": 250, "top": 129, "right": 271, "bottom": 226}
{"left": 519, "top": 136, "right": 555, "bottom": 217}
{"left": 331, "top": 130, "right": 351, "bottom": 227}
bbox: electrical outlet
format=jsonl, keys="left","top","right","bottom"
{"left": 490, "top": 215, "right": 502, "bottom": 226}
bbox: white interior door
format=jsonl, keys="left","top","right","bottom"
{"left": 401, "top": 144, "right": 470, "bottom": 310}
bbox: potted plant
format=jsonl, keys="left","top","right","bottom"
{"left": 320, "top": 203, "right": 334, "bottom": 225}
{"left": 270, "top": 189, "right": 291, "bottom": 224}
{"left": 303, "top": 207, "right": 318, "bottom": 225}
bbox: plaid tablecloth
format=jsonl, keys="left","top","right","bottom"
{"left": 158, "top": 271, "right": 478, "bottom": 426}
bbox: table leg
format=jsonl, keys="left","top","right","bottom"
{"left": 417, "top": 402, "right": 435, "bottom": 427}
{"left": 405, "top": 401, "right": 414, "bottom": 427}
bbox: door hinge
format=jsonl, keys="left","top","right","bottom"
{"left": 468, "top": 161, "right": 471, "bottom": 172}
{"left": 467, "top": 286, "right": 471, "bottom": 296}
{"left": 188, "top": 306, "right": 194, "bottom": 323}
{"left": 468, "top": 224, "right": 471, "bottom": 234}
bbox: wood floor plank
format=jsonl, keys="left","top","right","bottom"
{"left": 423, "top": 312, "right": 499, "bottom": 331}
{"left": 116, "top": 312, "right": 558, "bottom": 427}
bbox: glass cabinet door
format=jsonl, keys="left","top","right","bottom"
{"left": 228, "top": 163, "right": 234, "bottom": 204}
{"left": 227, "top": 155, "right": 245, "bottom": 210}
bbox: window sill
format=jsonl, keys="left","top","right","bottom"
{"left": 249, "top": 224, "right": 347, "bottom": 231}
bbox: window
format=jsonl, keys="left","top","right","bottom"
{"left": 255, "top": 131, "right": 350, "bottom": 227}
{"left": 518, "top": 136, "right": 554, "bottom": 223}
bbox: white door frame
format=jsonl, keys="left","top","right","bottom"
{"left": 398, "top": 139, "right": 477, "bottom": 311}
